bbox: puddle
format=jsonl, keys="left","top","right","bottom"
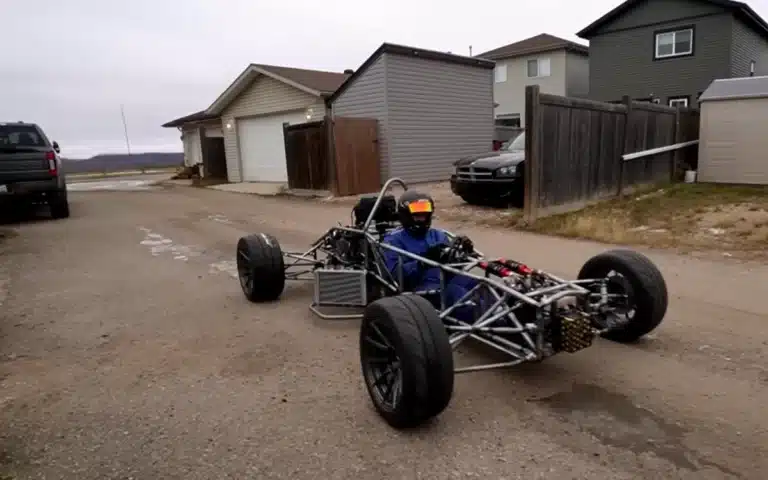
{"left": 532, "top": 383, "right": 740, "bottom": 477}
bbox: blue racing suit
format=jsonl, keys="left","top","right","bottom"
{"left": 382, "top": 227, "right": 479, "bottom": 321}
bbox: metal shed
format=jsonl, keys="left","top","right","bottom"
{"left": 698, "top": 75, "right": 768, "bottom": 185}
{"left": 327, "top": 43, "right": 496, "bottom": 184}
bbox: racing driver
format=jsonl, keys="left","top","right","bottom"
{"left": 382, "top": 190, "right": 481, "bottom": 319}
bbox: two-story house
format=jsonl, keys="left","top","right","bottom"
{"left": 477, "top": 33, "right": 590, "bottom": 127}
{"left": 577, "top": 0, "right": 768, "bottom": 107}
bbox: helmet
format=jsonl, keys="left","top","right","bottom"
{"left": 397, "top": 190, "right": 435, "bottom": 237}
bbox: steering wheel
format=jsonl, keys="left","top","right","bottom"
{"left": 441, "top": 235, "right": 475, "bottom": 263}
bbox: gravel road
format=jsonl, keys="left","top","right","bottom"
{"left": 0, "top": 181, "right": 766, "bottom": 479}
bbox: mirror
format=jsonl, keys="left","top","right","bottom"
{"left": 52, "top": 141, "right": 60, "bottom": 153}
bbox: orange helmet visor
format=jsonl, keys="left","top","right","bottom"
{"left": 407, "top": 199, "right": 433, "bottom": 214}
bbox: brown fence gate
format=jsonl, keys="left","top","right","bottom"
{"left": 284, "top": 120, "right": 329, "bottom": 191}
{"left": 331, "top": 116, "right": 381, "bottom": 196}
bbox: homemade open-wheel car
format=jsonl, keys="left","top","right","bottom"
{"left": 235, "top": 178, "right": 669, "bottom": 429}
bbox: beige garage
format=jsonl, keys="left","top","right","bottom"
{"left": 163, "top": 64, "right": 350, "bottom": 184}
{"left": 698, "top": 76, "right": 768, "bottom": 185}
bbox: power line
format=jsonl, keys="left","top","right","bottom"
{"left": 120, "top": 104, "right": 132, "bottom": 156}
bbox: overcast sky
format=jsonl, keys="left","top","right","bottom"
{"left": 3, "top": 0, "right": 767, "bottom": 158}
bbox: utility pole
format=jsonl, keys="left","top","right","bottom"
{"left": 469, "top": 45, "right": 473, "bottom": 56}
{"left": 120, "top": 104, "right": 132, "bottom": 156}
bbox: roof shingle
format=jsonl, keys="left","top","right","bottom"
{"left": 476, "top": 33, "right": 588, "bottom": 61}
{"left": 699, "top": 75, "right": 768, "bottom": 101}
{"left": 254, "top": 64, "right": 350, "bottom": 94}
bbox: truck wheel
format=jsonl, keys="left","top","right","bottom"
{"left": 359, "top": 295, "right": 454, "bottom": 429}
{"left": 236, "top": 233, "right": 285, "bottom": 302}
{"left": 578, "top": 249, "right": 668, "bottom": 343}
{"left": 49, "top": 190, "right": 70, "bottom": 219}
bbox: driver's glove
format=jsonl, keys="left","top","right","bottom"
{"left": 454, "top": 235, "right": 474, "bottom": 253}
{"left": 424, "top": 244, "right": 448, "bottom": 263}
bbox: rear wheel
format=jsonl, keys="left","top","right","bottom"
{"left": 236, "top": 233, "right": 285, "bottom": 302}
{"left": 578, "top": 249, "right": 668, "bottom": 343}
{"left": 360, "top": 295, "right": 454, "bottom": 429}
{"left": 49, "top": 189, "right": 70, "bottom": 219}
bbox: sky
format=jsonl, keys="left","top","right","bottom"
{"left": 3, "top": 0, "right": 768, "bottom": 159}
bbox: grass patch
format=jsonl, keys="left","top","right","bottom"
{"left": 521, "top": 183, "right": 768, "bottom": 255}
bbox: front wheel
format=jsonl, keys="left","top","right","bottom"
{"left": 360, "top": 295, "right": 454, "bottom": 429}
{"left": 236, "top": 233, "right": 285, "bottom": 302}
{"left": 578, "top": 249, "right": 668, "bottom": 343}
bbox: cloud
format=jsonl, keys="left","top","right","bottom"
{"left": 5, "top": 0, "right": 765, "bottom": 159}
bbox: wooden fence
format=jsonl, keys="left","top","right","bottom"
{"left": 284, "top": 120, "right": 329, "bottom": 191}
{"left": 524, "top": 85, "right": 700, "bottom": 221}
{"left": 283, "top": 116, "right": 381, "bottom": 196}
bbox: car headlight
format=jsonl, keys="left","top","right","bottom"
{"left": 496, "top": 166, "right": 516, "bottom": 177}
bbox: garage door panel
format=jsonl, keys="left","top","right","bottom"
{"left": 237, "top": 112, "right": 307, "bottom": 183}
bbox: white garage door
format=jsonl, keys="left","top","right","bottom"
{"left": 237, "top": 111, "right": 308, "bottom": 182}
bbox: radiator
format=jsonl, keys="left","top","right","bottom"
{"left": 313, "top": 269, "right": 368, "bottom": 307}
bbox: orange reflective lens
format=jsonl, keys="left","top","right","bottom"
{"left": 407, "top": 199, "right": 433, "bottom": 213}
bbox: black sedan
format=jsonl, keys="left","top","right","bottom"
{"left": 450, "top": 131, "right": 525, "bottom": 207}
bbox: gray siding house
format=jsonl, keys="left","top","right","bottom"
{"left": 328, "top": 43, "right": 495, "bottom": 184}
{"left": 577, "top": 0, "right": 768, "bottom": 107}
{"left": 477, "top": 33, "right": 590, "bottom": 127}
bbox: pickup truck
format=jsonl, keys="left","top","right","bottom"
{"left": 0, "top": 121, "right": 69, "bottom": 219}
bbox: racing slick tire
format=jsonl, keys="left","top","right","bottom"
{"left": 359, "top": 295, "right": 454, "bottom": 429}
{"left": 578, "top": 249, "right": 668, "bottom": 343}
{"left": 236, "top": 233, "right": 285, "bottom": 302}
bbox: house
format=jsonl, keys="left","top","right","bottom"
{"left": 162, "top": 64, "right": 350, "bottom": 183}
{"left": 697, "top": 75, "right": 768, "bottom": 184}
{"left": 327, "top": 43, "right": 495, "bottom": 184}
{"left": 476, "top": 33, "right": 590, "bottom": 127}
{"left": 161, "top": 110, "right": 223, "bottom": 176}
{"left": 577, "top": 0, "right": 768, "bottom": 107}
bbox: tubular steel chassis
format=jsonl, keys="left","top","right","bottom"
{"left": 276, "top": 177, "right": 627, "bottom": 374}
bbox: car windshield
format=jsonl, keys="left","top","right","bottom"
{"left": 0, "top": 124, "right": 46, "bottom": 148}
{"left": 504, "top": 132, "right": 525, "bottom": 151}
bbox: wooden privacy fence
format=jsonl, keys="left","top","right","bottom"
{"left": 524, "top": 85, "right": 700, "bottom": 221}
{"left": 283, "top": 115, "right": 381, "bottom": 196}
{"left": 284, "top": 120, "right": 329, "bottom": 191}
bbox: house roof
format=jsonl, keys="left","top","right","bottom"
{"left": 161, "top": 110, "right": 219, "bottom": 128}
{"left": 476, "top": 33, "right": 589, "bottom": 61}
{"left": 576, "top": 0, "right": 768, "bottom": 40}
{"left": 162, "top": 64, "right": 351, "bottom": 127}
{"left": 326, "top": 42, "right": 495, "bottom": 105}
{"left": 205, "top": 64, "right": 351, "bottom": 115}
{"left": 699, "top": 75, "right": 768, "bottom": 101}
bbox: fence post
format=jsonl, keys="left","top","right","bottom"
{"left": 324, "top": 115, "right": 338, "bottom": 196}
{"left": 523, "top": 85, "right": 541, "bottom": 223}
{"left": 618, "top": 95, "right": 632, "bottom": 196}
{"left": 671, "top": 107, "right": 681, "bottom": 182}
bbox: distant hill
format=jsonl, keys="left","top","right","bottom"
{"left": 62, "top": 152, "right": 183, "bottom": 174}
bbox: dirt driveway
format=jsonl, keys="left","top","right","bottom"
{"left": 1, "top": 181, "right": 767, "bottom": 479}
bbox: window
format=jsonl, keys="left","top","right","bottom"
{"left": 0, "top": 124, "right": 46, "bottom": 148}
{"left": 494, "top": 64, "right": 507, "bottom": 83}
{"left": 668, "top": 96, "right": 689, "bottom": 107}
{"left": 527, "top": 57, "right": 551, "bottom": 78}
{"left": 655, "top": 28, "right": 693, "bottom": 58}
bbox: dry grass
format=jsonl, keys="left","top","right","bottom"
{"left": 523, "top": 183, "right": 768, "bottom": 256}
